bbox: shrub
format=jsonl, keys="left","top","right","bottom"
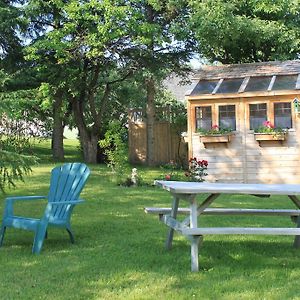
{"left": 185, "top": 157, "right": 208, "bottom": 182}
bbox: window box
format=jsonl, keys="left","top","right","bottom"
{"left": 199, "top": 133, "right": 233, "bottom": 143}
{"left": 254, "top": 132, "right": 286, "bottom": 141}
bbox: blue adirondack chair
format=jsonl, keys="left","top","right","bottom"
{"left": 0, "top": 163, "right": 90, "bottom": 254}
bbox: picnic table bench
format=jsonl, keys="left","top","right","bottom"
{"left": 146, "top": 181, "right": 300, "bottom": 272}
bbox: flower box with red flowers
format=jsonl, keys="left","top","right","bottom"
{"left": 254, "top": 121, "right": 287, "bottom": 142}
{"left": 197, "top": 125, "right": 234, "bottom": 143}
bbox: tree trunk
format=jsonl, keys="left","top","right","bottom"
{"left": 146, "top": 77, "right": 156, "bottom": 166}
{"left": 80, "top": 131, "right": 99, "bottom": 163}
{"left": 52, "top": 91, "right": 65, "bottom": 160}
{"left": 72, "top": 98, "right": 99, "bottom": 164}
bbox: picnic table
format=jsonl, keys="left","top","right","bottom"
{"left": 146, "top": 181, "right": 300, "bottom": 272}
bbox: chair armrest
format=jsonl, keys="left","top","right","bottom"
{"left": 3, "top": 196, "right": 47, "bottom": 217}
{"left": 49, "top": 200, "right": 85, "bottom": 206}
{"left": 5, "top": 195, "right": 46, "bottom": 203}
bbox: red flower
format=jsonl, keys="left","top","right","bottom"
{"left": 263, "top": 121, "right": 274, "bottom": 129}
{"left": 165, "top": 174, "right": 171, "bottom": 180}
{"left": 202, "top": 160, "right": 208, "bottom": 167}
{"left": 211, "top": 124, "right": 219, "bottom": 130}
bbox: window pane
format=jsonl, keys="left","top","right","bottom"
{"left": 195, "top": 106, "right": 212, "bottom": 130}
{"left": 190, "top": 80, "right": 219, "bottom": 95}
{"left": 244, "top": 76, "right": 272, "bottom": 92}
{"left": 272, "top": 75, "right": 297, "bottom": 90}
{"left": 217, "top": 78, "right": 243, "bottom": 94}
{"left": 249, "top": 103, "right": 267, "bottom": 130}
{"left": 274, "top": 102, "right": 292, "bottom": 128}
{"left": 219, "top": 105, "right": 236, "bottom": 130}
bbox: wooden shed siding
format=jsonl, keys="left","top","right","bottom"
{"left": 189, "top": 94, "right": 300, "bottom": 184}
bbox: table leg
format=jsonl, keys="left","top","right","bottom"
{"left": 294, "top": 216, "right": 300, "bottom": 248}
{"left": 182, "top": 193, "right": 220, "bottom": 227}
{"left": 288, "top": 196, "right": 300, "bottom": 248}
{"left": 165, "top": 195, "right": 179, "bottom": 250}
{"left": 190, "top": 198, "right": 201, "bottom": 272}
{"left": 191, "top": 236, "right": 202, "bottom": 272}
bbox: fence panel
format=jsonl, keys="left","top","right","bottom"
{"left": 128, "top": 121, "right": 187, "bottom": 166}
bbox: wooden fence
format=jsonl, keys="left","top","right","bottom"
{"left": 128, "top": 121, "right": 188, "bottom": 166}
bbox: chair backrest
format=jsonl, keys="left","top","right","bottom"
{"left": 48, "top": 163, "right": 90, "bottom": 219}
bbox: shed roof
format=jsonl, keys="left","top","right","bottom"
{"left": 188, "top": 60, "right": 300, "bottom": 97}
{"left": 193, "top": 60, "right": 300, "bottom": 80}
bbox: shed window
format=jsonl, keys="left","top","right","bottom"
{"left": 249, "top": 103, "right": 267, "bottom": 130}
{"left": 244, "top": 76, "right": 272, "bottom": 92}
{"left": 274, "top": 102, "right": 292, "bottom": 128}
{"left": 219, "top": 105, "right": 236, "bottom": 130}
{"left": 272, "top": 75, "right": 297, "bottom": 91}
{"left": 217, "top": 78, "right": 243, "bottom": 94}
{"left": 195, "top": 106, "right": 212, "bottom": 130}
{"left": 191, "top": 80, "right": 219, "bottom": 95}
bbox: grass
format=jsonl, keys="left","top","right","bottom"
{"left": 0, "top": 140, "right": 300, "bottom": 299}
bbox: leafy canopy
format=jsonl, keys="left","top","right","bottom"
{"left": 190, "top": 0, "right": 300, "bottom": 63}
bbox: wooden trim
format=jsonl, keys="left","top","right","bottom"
{"left": 212, "top": 103, "right": 217, "bottom": 126}
{"left": 269, "top": 101, "right": 274, "bottom": 124}
{"left": 268, "top": 75, "right": 276, "bottom": 91}
{"left": 296, "top": 74, "right": 300, "bottom": 89}
{"left": 186, "top": 99, "right": 193, "bottom": 160}
{"left": 188, "top": 89, "right": 299, "bottom": 100}
{"left": 199, "top": 133, "right": 233, "bottom": 143}
{"left": 238, "top": 76, "right": 250, "bottom": 93}
{"left": 212, "top": 78, "right": 223, "bottom": 94}
{"left": 192, "top": 103, "right": 214, "bottom": 132}
{"left": 254, "top": 132, "right": 286, "bottom": 141}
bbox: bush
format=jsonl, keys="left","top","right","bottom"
{"left": 99, "top": 121, "right": 129, "bottom": 184}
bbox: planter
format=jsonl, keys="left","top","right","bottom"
{"left": 254, "top": 132, "right": 286, "bottom": 141}
{"left": 199, "top": 133, "right": 233, "bottom": 143}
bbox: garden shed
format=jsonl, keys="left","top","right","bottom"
{"left": 186, "top": 60, "right": 300, "bottom": 184}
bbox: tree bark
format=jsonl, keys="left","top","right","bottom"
{"left": 52, "top": 91, "right": 65, "bottom": 160}
{"left": 71, "top": 97, "right": 99, "bottom": 163}
{"left": 146, "top": 77, "right": 156, "bottom": 166}
{"left": 80, "top": 131, "right": 99, "bottom": 163}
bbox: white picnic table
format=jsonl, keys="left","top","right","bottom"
{"left": 149, "top": 181, "right": 300, "bottom": 272}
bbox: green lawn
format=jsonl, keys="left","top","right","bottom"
{"left": 0, "top": 140, "right": 300, "bottom": 299}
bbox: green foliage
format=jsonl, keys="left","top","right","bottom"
{"left": 185, "top": 157, "right": 208, "bottom": 182}
{"left": 0, "top": 0, "right": 24, "bottom": 71}
{"left": 190, "top": 0, "right": 300, "bottom": 63}
{"left": 155, "top": 89, "right": 187, "bottom": 128}
{"left": 0, "top": 150, "right": 37, "bottom": 192}
{"left": 160, "top": 157, "right": 208, "bottom": 182}
{"left": 99, "top": 120, "right": 129, "bottom": 183}
{"left": 160, "top": 160, "right": 186, "bottom": 181}
{"left": 197, "top": 125, "right": 233, "bottom": 135}
{"left": 0, "top": 89, "right": 51, "bottom": 138}
{"left": 0, "top": 88, "right": 45, "bottom": 192}
{"left": 254, "top": 120, "right": 284, "bottom": 133}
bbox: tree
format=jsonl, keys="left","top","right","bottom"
{"left": 0, "top": 88, "right": 40, "bottom": 192}
{"left": 0, "top": 2, "right": 39, "bottom": 191}
{"left": 23, "top": 0, "right": 195, "bottom": 164}
{"left": 124, "top": 0, "right": 194, "bottom": 165}
{"left": 190, "top": 0, "right": 300, "bottom": 63}
{"left": 24, "top": 0, "right": 138, "bottom": 163}
{"left": 0, "top": 0, "right": 24, "bottom": 71}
